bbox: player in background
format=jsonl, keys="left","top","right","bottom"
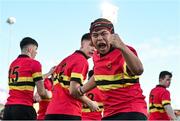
{"left": 82, "top": 70, "right": 104, "bottom": 121}
{"left": 3, "top": 37, "right": 53, "bottom": 120}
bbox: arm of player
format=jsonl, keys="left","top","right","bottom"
{"left": 69, "top": 80, "right": 99, "bottom": 112}
{"left": 164, "top": 104, "right": 177, "bottom": 120}
{"left": 79, "top": 95, "right": 100, "bottom": 112}
{"left": 35, "top": 80, "right": 52, "bottom": 99}
{"left": 69, "top": 76, "right": 96, "bottom": 97}
{"left": 33, "top": 92, "right": 41, "bottom": 103}
{"left": 109, "top": 34, "right": 143, "bottom": 75}
{"left": 42, "top": 66, "right": 56, "bottom": 79}
{"left": 80, "top": 76, "right": 97, "bottom": 94}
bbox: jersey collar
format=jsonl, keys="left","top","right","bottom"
{"left": 157, "top": 85, "right": 166, "bottom": 88}
{"left": 18, "top": 54, "right": 30, "bottom": 58}
{"left": 75, "top": 50, "right": 88, "bottom": 59}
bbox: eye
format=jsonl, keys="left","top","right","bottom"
{"left": 101, "top": 32, "right": 108, "bottom": 36}
{"left": 92, "top": 33, "right": 98, "bottom": 38}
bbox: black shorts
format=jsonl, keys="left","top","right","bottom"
{"left": 102, "top": 112, "right": 147, "bottom": 120}
{"left": 45, "top": 114, "right": 81, "bottom": 120}
{"left": 3, "top": 104, "right": 37, "bottom": 120}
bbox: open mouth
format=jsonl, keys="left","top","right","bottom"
{"left": 97, "top": 43, "right": 106, "bottom": 49}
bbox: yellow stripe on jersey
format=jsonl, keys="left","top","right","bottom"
{"left": 71, "top": 72, "right": 83, "bottom": 80}
{"left": 149, "top": 103, "right": 163, "bottom": 108}
{"left": 82, "top": 108, "right": 103, "bottom": 112}
{"left": 32, "top": 72, "right": 42, "bottom": 78}
{"left": 9, "top": 85, "right": 34, "bottom": 91}
{"left": 149, "top": 108, "right": 165, "bottom": 113}
{"left": 61, "top": 75, "right": 70, "bottom": 81}
{"left": 94, "top": 73, "right": 139, "bottom": 81}
{"left": 162, "top": 100, "right": 171, "bottom": 105}
{"left": 53, "top": 79, "right": 69, "bottom": 89}
{"left": 9, "top": 77, "right": 33, "bottom": 83}
{"left": 54, "top": 80, "right": 59, "bottom": 85}
{"left": 97, "top": 83, "right": 134, "bottom": 91}
{"left": 149, "top": 103, "right": 166, "bottom": 113}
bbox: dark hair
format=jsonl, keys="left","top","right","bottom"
{"left": 159, "top": 71, "right": 172, "bottom": 79}
{"left": 20, "top": 37, "right": 38, "bottom": 50}
{"left": 88, "top": 70, "right": 94, "bottom": 80}
{"left": 90, "top": 18, "right": 114, "bottom": 34}
{"left": 81, "top": 33, "right": 91, "bottom": 42}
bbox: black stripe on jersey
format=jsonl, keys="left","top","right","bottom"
{"left": 96, "top": 79, "right": 139, "bottom": 85}
{"left": 163, "top": 103, "right": 170, "bottom": 106}
{"left": 33, "top": 77, "right": 43, "bottom": 82}
{"left": 9, "top": 82, "right": 35, "bottom": 86}
{"left": 83, "top": 105, "right": 103, "bottom": 109}
{"left": 149, "top": 106, "right": 164, "bottom": 110}
{"left": 70, "top": 77, "right": 83, "bottom": 86}
{"left": 58, "top": 80, "right": 70, "bottom": 85}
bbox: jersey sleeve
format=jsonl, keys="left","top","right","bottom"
{"left": 70, "top": 59, "right": 88, "bottom": 85}
{"left": 31, "top": 60, "right": 43, "bottom": 82}
{"left": 161, "top": 90, "right": 171, "bottom": 106}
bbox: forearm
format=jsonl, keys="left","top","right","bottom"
{"left": 78, "top": 95, "right": 92, "bottom": 104}
{"left": 117, "top": 44, "right": 143, "bottom": 75}
{"left": 78, "top": 95, "right": 99, "bottom": 112}
{"left": 36, "top": 81, "right": 52, "bottom": 99}
{"left": 81, "top": 76, "right": 96, "bottom": 93}
{"left": 164, "top": 105, "right": 177, "bottom": 120}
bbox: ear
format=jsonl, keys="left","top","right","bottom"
{"left": 27, "top": 46, "right": 32, "bottom": 53}
{"left": 159, "top": 79, "right": 163, "bottom": 83}
{"left": 81, "top": 41, "right": 85, "bottom": 49}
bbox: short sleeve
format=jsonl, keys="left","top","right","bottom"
{"left": 31, "top": 60, "right": 43, "bottom": 82}
{"left": 161, "top": 90, "right": 171, "bottom": 106}
{"left": 70, "top": 59, "right": 88, "bottom": 85}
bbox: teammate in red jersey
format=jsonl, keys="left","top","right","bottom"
{"left": 148, "top": 71, "right": 177, "bottom": 120}
{"left": 37, "top": 76, "right": 53, "bottom": 120}
{"left": 45, "top": 33, "right": 99, "bottom": 120}
{"left": 81, "top": 70, "right": 104, "bottom": 121}
{"left": 76, "top": 18, "right": 147, "bottom": 120}
{"left": 3, "top": 37, "right": 53, "bottom": 120}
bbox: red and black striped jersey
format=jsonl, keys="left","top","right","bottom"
{"left": 148, "top": 85, "right": 171, "bottom": 120}
{"left": 46, "top": 50, "right": 89, "bottom": 116}
{"left": 93, "top": 46, "right": 147, "bottom": 118}
{"left": 6, "top": 54, "right": 43, "bottom": 106}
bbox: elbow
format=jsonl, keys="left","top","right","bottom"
{"left": 136, "top": 67, "right": 144, "bottom": 75}
{"left": 132, "top": 67, "right": 144, "bottom": 76}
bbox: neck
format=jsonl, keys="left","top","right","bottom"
{"left": 21, "top": 51, "right": 31, "bottom": 58}
{"left": 78, "top": 49, "right": 89, "bottom": 59}
{"left": 158, "top": 84, "right": 166, "bottom": 88}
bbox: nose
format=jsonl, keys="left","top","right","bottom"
{"left": 97, "top": 34, "right": 103, "bottom": 40}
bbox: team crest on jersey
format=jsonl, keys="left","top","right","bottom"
{"left": 106, "top": 61, "right": 112, "bottom": 70}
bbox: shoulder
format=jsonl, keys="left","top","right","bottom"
{"left": 127, "top": 45, "right": 137, "bottom": 52}
{"left": 31, "top": 59, "right": 41, "bottom": 66}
